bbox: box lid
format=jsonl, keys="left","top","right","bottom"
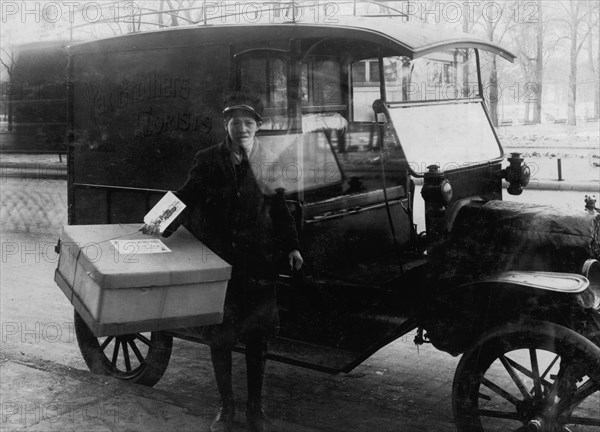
{"left": 59, "top": 224, "right": 231, "bottom": 289}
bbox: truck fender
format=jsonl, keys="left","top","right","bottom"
{"left": 458, "top": 270, "right": 589, "bottom": 294}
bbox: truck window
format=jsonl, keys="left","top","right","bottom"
{"left": 300, "top": 56, "right": 407, "bottom": 195}
{"left": 238, "top": 52, "right": 289, "bottom": 130}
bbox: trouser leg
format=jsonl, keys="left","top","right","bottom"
{"left": 245, "top": 339, "right": 267, "bottom": 405}
{"left": 245, "top": 337, "right": 272, "bottom": 432}
{"left": 211, "top": 346, "right": 234, "bottom": 402}
{"left": 210, "top": 347, "right": 235, "bottom": 432}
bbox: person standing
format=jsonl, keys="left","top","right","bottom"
{"left": 144, "top": 93, "right": 303, "bottom": 432}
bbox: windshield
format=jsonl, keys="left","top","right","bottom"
{"left": 385, "top": 101, "right": 503, "bottom": 175}
{"left": 383, "top": 50, "right": 479, "bottom": 103}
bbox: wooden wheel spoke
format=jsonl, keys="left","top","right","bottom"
{"left": 500, "top": 355, "right": 532, "bottom": 399}
{"left": 476, "top": 408, "right": 522, "bottom": 420}
{"left": 454, "top": 323, "right": 600, "bottom": 431}
{"left": 481, "top": 377, "right": 521, "bottom": 406}
{"left": 558, "top": 414, "right": 600, "bottom": 427}
{"left": 529, "top": 349, "right": 543, "bottom": 397}
{"left": 99, "top": 336, "right": 114, "bottom": 352}
{"left": 128, "top": 339, "right": 145, "bottom": 364}
{"left": 540, "top": 354, "right": 560, "bottom": 381}
{"left": 121, "top": 340, "right": 132, "bottom": 372}
{"left": 111, "top": 337, "right": 121, "bottom": 367}
{"left": 556, "top": 378, "right": 600, "bottom": 414}
{"left": 135, "top": 334, "right": 151, "bottom": 346}
{"left": 74, "top": 311, "right": 172, "bottom": 386}
{"left": 504, "top": 355, "right": 553, "bottom": 390}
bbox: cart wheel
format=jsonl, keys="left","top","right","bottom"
{"left": 74, "top": 311, "right": 173, "bottom": 387}
{"left": 453, "top": 320, "right": 600, "bottom": 431}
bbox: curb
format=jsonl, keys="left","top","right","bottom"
{"left": 1, "top": 162, "right": 598, "bottom": 193}
{"left": 411, "top": 177, "right": 599, "bottom": 193}
{"left": 0, "top": 161, "right": 67, "bottom": 179}
{"left": 503, "top": 145, "right": 600, "bottom": 151}
{"left": 515, "top": 180, "right": 600, "bottom": 193}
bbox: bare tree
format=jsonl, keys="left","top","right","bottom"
{"left": 532, "top": 0, "right": 543, "bottom": 124}
{"left": 0, "top": 45, "right": 16, "bottom": 130}
{"left": 461, "top": 2, "right": 473, "bottom": 98}
{"left": 587, "top": 4, "right": 600, "bottom": 120}
{"left": 554, "top": 0, "right": 599, "bottom": 125}
{"left": 510, "top": 0, "right": 548, "bottom": 124}
{"left": 456, "top": 0, "right": 519, "bottom": 126}
{"left": 478, "top": 1, "right": 518, "bottom": 127}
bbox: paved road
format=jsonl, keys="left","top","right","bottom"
{"left": 1, "top": 177, "right": 599, "bottom": 431}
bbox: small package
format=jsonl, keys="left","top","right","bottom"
{"left": 54, "top": 224, "right": 231, "bottom": 336}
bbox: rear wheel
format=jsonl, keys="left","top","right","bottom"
{"left": 74, "top": 311, "right": 173, "bottom": 387}
{"left": 453, "top": 320, "right": 600, "bottom": 431}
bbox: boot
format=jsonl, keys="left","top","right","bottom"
{"left": 245, "top": 341, "right": 272, "bottom": 432}
{"left": 210, "top": 399, "right": 235, "bottom": 432}
{"left": 210, "top": 347, "right": 235, "bottom": 432}
{"left": 246, "top": 399, "right": 273, "bottom": 432}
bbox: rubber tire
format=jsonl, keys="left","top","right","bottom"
{"left": 452, "top": 320, "right": 600, "bottom": 432}
{"left": 74, "top": 310, "right": 173, "bottom": 387}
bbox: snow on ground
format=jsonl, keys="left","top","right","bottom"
{"left": 496, "top": 121, "right": 599, "bottom": 183}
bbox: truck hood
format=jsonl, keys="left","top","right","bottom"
{"left": 429, "top": 200, "right": 600, "bottom": 282}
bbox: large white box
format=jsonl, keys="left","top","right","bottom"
{"left": 54, "top": 224, "right": 231, "bottom": 336}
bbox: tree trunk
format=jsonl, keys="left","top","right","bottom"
{"left": 489, "top": 56, "right": 499, "bottom": 127}
{"left": 158, "top": 0, "right": 164, "bottom": 26}
{"left": 401, "top": 59, "right": 412, "bottom": 101}
{"left": 523, "top": 101, "right": 531, "bottom": 124}
{"left": 590, "top": 10, "right": 600, "bottom": 119}
{"left": 165, "top": 0, "right": 179, "bottom": 26}
{"left": 595, "top": 80, "right": 600, "bottom": 120}
{"left": 566, "top": 2, "right": 583, "bottom": 127}
{"left": 7, "top": 98, "right": 13, "bottom": 131}
{"left": 532, "top": 0, "right": 543, "bottom": 124}
{"left": 567, "top": 33, "right": 578, "bottom": 126}
{"left": 462, "top": 4, "right": 470, "bottom": 98}
{"left": 597, "top": 31, "right": 600, "bottom": 119}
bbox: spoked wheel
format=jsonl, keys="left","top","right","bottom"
{"left": 74, "top": 311, "right": 173, "bottom": 386}
{"left": 453, "top": 320, "right": 600, "bottom": 432}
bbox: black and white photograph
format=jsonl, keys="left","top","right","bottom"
{"left": 1, "top": 1, "right": 599, "bottom": 431}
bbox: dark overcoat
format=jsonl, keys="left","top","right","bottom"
{"left": 171, "top": 137, "right": 300, "bottom": 345}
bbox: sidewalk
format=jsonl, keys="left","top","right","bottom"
{"left": 1, "top": 351, "right": 323, "bottom": 432}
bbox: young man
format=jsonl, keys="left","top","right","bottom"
{"left": 145, "top": 93, "right": 303, "bottom": 432}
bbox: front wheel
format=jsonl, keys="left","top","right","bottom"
{"left": 74, "top": 311, "right": 173, "bottom": 387}
{"left": 453, "top": 320, "right": 600, "bottom": 431}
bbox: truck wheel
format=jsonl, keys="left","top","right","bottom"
{"left": 74, "top": 311, "right": 173, "bottom": 387}
{"left": 453, "top": 320, "right": 600, "bottom": 431}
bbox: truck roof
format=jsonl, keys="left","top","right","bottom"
{"left": 68, "top": 16, "right": 515, "bottom": 62}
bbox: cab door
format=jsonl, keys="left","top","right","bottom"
{"left": 234, "top": 47, "right": 415, "bottom": 373}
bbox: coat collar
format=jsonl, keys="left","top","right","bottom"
{"left": 217, "top": 136, "right": 279, "bottom": 196}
